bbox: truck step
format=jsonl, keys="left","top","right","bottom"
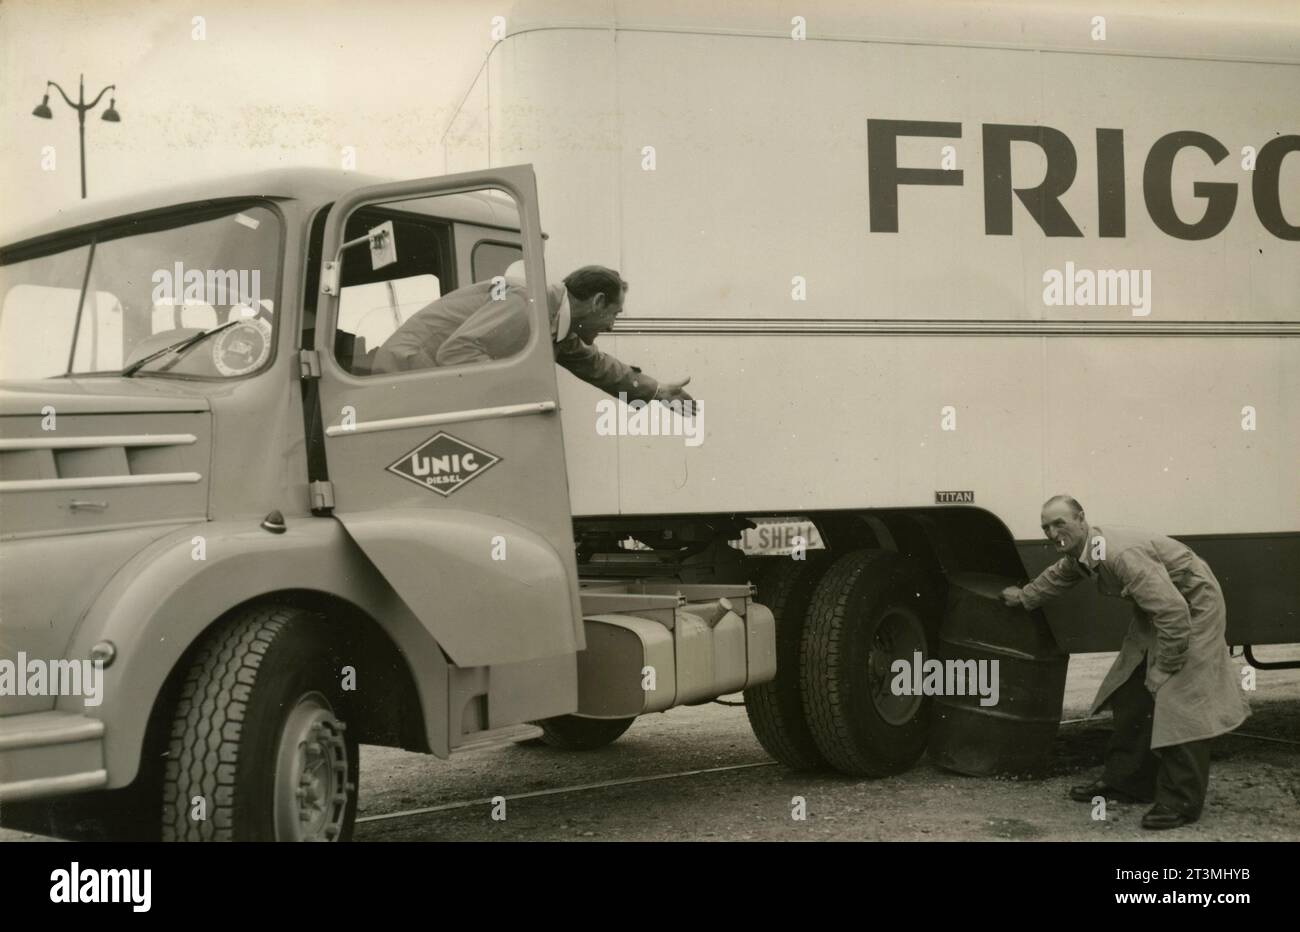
{"left": 450, "top": 723, "right": 544, "bottom": 755}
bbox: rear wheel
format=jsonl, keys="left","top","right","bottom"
{"left": 800, "top": 549, "right": 939, "bottom": 777}
{"left": 536, "top": 714, "right": 635, "bottom": 750}
{"left": 743, "top": 555, "right": 832, "bottom": 770}
{"left": 161, "top": 605, "right": 359, "bottom": 841}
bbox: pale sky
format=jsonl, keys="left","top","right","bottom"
{"left": 0, "top": 0, "right": 498, "bottom": 238}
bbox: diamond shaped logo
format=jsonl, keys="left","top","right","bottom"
{"left": 386, "top": 432, "right": 501, "bottom": 497}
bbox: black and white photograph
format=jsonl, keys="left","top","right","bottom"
{"left": 0, "top": 0, "right": 1296, "bottom": 909}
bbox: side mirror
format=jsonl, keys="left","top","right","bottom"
{"left": 321, "top": 221, "right": 398, "bottom": 295}
{"left": 367, "top": 221, "right": 396, "bottom": 270}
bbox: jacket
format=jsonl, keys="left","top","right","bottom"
{"left": 370, "top": 280, "right": 658, "bottom": 401}
{"left": 1020, "top": 525, "right": 1250, "bottom": 748}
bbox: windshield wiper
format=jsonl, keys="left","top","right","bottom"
{"left": 120, "top": 319, "right": 241, "bottom": 377}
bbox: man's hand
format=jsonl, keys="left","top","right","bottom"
{"left": 1001, "top": 586, "right": 1024, "bottom": 608}
{"left": 1145, "top": 666, "right": 1174, "bottom": 696}
{"left": 654, "top": 376, "right": 695, "bottom": 410}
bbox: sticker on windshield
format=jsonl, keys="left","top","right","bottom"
{"left": 386, "top": 432, "right": 501, "bottom": 496}
{"left": 212, "top": 317, "right": 272, "bottom": 376}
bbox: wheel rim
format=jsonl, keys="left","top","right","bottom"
{"left": 272, "top": 692, "right": 351, "bottom": 842}
{"left": 866, "top": 606, "right": 928, "bottom": 726}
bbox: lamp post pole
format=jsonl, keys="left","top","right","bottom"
{"left": 32, "top": 73, "right": 121, "bottom": 199}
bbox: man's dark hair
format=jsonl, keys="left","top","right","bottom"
{"left": 1043, "top": 494, "right": 1085, "bottom": 517}
{"left": 564, "top": 266, "right": 627, "bottom": 306}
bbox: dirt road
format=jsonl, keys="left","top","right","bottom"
{"left": 351, "top": 648, "right": 1298, "bottom": 842}
{"left": 3, "top": 648, "right": 1294, "bottom": 842}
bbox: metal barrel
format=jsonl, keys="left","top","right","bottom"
{"left": 928, "top": 572, "right": 1068, "bottom": 777}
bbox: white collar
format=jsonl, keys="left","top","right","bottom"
{"left": 555, "top": 288, "right": 571, "bottom": 342}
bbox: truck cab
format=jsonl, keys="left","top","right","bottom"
{"left": 0, "top": 166, "right": 777, "bottom": 841}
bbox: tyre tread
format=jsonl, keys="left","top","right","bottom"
{"left": 801, "top": 550, "right": 923, "bottom": 777}
{"left": 743, "top": 556, "right": 831, "bottom": 770}
{"left": 161, "top": 605, "right": 299, "bottom": 842}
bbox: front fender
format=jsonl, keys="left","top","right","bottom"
{"left": 63, "top": 517, "right": 451, "bottom": 787}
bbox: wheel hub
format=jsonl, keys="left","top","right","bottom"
{"left": 273, "top": 692, "right": 351, "bottom": 842}
{"left": 866, "top": 607, "right": 928, "bottom": 726}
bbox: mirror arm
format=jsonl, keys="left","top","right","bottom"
{"left": 320, "top": 227, "right": 394, "bottom": 295}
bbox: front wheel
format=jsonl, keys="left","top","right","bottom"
{"left": 161, "top": 605, "right": 359, "bottom": 841}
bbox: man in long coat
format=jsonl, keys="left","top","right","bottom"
{"left": 1001, "top": 495, "right": 1250, "bottom": 829}
{"left": 371, "top": 264, "right": 693, "bottom": 406}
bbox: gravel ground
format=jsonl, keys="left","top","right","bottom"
{"left": 350, "top": 648, "right": 1298, "bottom": 842}
{"left": 4, "top": 647, "right": 1295, "bottom": 842}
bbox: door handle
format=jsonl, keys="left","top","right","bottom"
{"left": 325, "top": 400, "right": 558, "bottom": 437}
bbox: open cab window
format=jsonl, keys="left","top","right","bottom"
{"left": 314, "top": 189, "right": 526, "bottom": 377}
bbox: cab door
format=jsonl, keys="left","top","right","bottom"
{"left": 311, "top": 166, "right": 582, "bottom": 667}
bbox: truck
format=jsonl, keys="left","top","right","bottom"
{"left": 1, "top": 0, "right": 1296, "bottom": 841}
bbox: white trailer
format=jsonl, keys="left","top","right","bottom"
{"left": 444, "top": 0, "right": 1299, "bottom": 658}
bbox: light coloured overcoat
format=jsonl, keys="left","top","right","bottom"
{"left": 1020, "top": 525, "right": 1249, "bottom": 748}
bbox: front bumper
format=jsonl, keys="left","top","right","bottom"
{"left": 0, "top": 711, "right": 108, "bottom": 802}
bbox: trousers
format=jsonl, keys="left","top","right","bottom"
{"left": 1101, "top": 658, "right": 1211, "bottom": 818}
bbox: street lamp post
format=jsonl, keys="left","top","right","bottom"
{"left": 32, "top": 73, "right": 121, "bottom": 199}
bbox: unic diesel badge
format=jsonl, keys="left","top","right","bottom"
{"left": 386, "top": 432, "right": 501, "bottom": 496}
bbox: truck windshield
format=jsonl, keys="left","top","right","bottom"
{"left": 0, "top": 202, "right": 281, "bottom": 380}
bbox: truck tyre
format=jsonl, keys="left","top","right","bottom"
{"left": 743, "top": 555, "right": 832, "bottom": 770}
{"left": 161, "top": 605, "right": 359, "bottom": 841}
{"left": 801, "top": 549, "right": 939, "bottom": 777}
{"left": 536, "top": 714, "right": 635, "bottom": 750}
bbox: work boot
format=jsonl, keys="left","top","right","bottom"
{"left": 1068, "top": 779, "right": 1144, "bottom": 804}
{"left": 1142, "top": 804, "right": 1197, "bottom": 830}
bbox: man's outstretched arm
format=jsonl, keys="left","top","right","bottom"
{"left": 1004, "top": 558, "right": 1084, "bottom": 608}
{"left": 554, "top": 333, "right": 665, "bottom": 402}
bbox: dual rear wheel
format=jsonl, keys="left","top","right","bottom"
{"left": 745, "top": 549, "right": 941, "bottom": 777}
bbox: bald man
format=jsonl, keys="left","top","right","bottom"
{"left": 1001, "top": 496, "right": 1249, "bottom": 830}
{"left": 371, "top": 264, "right": 693, "bottom": 406}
